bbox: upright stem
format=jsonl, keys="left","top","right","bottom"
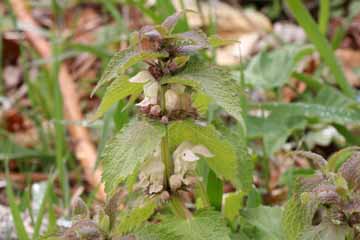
{"left": 160, "top": 84, "right": 172, "bottom": 189}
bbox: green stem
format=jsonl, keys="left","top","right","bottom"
{"left": 159, "top": 84, "right": 172, "bottom": 189}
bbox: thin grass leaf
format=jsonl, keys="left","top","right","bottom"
{"left": 51, "top": 34, "right": 69, "bottom": 209}
{"left": 318, "top": 0, "right": 330, "bottom": 35}
{"left": 33, "top": 172, "right": 57, "bottom": 240}
{"left": 5, "top": 163, "right": 30, "bottom": 240}
{"left": 285, "top": 0, "right": 354, "bottom": 98}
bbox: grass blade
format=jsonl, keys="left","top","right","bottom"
{"left": 32, "top": 171, "right": 57, "bottom": 239}
{"left": 5, "top": 162, "right": 30, "bottom": 240}
{"left": 318, "top": 0, "right": 330, "bottom": 35}
{"left": 285, "top": 0, "right": 354, "bottom": 98}
{"left": 51, "top": 34, "right": 70, "bottom": 209}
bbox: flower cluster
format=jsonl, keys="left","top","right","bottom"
{"left": 137, "top": 141, "right": 213, "bottom": 194}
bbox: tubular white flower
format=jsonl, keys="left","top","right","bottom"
{"left": 129, "top": 70, "right": 156, "bottom": 83}
{"left": 138, "top": 146, "right": 164, "bottom": 194}
{"left": 173, "top": 141, "right": 214, "bottom": 179}
{"left": 129, "top": 70, "right": 160, "bottom": 107}
{"left": 165, "top": 89, "right": 180, "bottom": 112}
{"left": 136, "top": 80, "right": 159, "bottom": 107}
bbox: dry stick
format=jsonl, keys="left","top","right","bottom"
{"left": 9, "top": 0, "right": 106, "bottom": 200}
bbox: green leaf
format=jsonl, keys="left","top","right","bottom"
{"left": 263, "top": 113, "right": 307, "bottom": 155}
{"left": 301, "top": 221, "right": 350, "bottom": 240}
{"left": 258, "top": 102, "right": 360, "bottom": 125}
{"left": 101, "top": 118, "right": 165, "bottom": 195}
{"left": 208, "top": 35, "right": 238, "bottom": 48}
{"left": 166, "top": 210, "right": 231, "bottom": 240}
{"left": 242, "top": 206, "right": 284, "bottom": 240}
{"left": 92, "top": 49, "right": 168, "bottom": 95}
{"left": 327, "top": 146, "right": 360, "bottom": 172}
{"left": 5, "top": 168, "right": 30, "bottom": 240}
{"left": 244, "top": 45, "right": 302, "bottom": 89}
{"left": 284, "top": 0, "right": 354, "bottom": 98}
{"left": 315, "top": 86, "right": 355, "bottom": 108}
{"left": 192, "top": 91, "right": 213, "bottom": 117}
{"left": 114, "top": 200, "right": 156, "bottom": 235}
{"left": 163, "top": 59, "right": 245, "bottom": 131}
{"left": 134, "top": 223, "right": 181, "bottom": 240}
{"left": 220, "top": 122, "right": 254, "bottom": 193}
{"left": 168, "top": 120, "right": 244, "bottom": 190}
{"left": 223, "top": 191, "right": 245, "bottom": 222}
{"left": 92, "top": 75, "right": 144, "bottom": 120}
{"left": 282, "top": 195, "right": 318, "bottom": 240}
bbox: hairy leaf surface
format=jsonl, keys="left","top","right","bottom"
{"left": 163, "top": 60, "right": 245, "bottom": 131}
{"left": 92, "top": 49, "right": 168, "bottom": 95}
{"left": 93, "top": 75, "right": 144, "bottom": 120}
{"left": 165, "top": 210, "right": 231, "bottom": 240}
{"left": 282, "top": 194, "right": 318, "bottom": 240}
{"left": 102, "top": 119, "right": 165, "bottom": 194}
{"left": 114, "top": 200, "right": 156, "bottom": 235}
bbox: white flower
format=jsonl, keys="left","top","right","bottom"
{"left": 173, "top": 141, "right": 214, "bottom": 180}
{"left": 165, "top": 84, "right": 188, "bottom": 112}
{"left": 129, "top": 70, "right": 159, "bottom": 107}
{"left": 138, "top": 146, "right": 164, "bottom": 194}
{"left": 165, "top": 89, "right": 180, "bottom": 112}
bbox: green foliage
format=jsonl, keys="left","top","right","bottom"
{"left": 114, "top": 200, "right": 156, "bottom": 235}
{"left": 245, "top": 45, "right": 302, "bottom": 89}
{"left": 92, "top": 49, "right": 168, "bottom": 95}
{"left": 242, "top": 206, "right": 284, "bottom": 240}
{"left": 5, "top": 166, "right": 30, "bottom": 240}
{"left": 101, "top": 119, "right": 165, "bottom": 194}
{"left": 93, "top": 75, "right": 144, "bottom": 120}
{"left": 301, "top": 221, "right": 351, "bottom": 240}
{"left": 284, "top": 0, "right": 354, "bottom": 98}
{"left": 168, "top": 120, "right": 248, "bottom": 190}
{"left": 259, "top": 102, "right": 360, "bottom": 125}
{"left": 208, "top": 35, "right": 238, "bottom": 48}
{"left": 134, "top": 223, "right": 180, "bottom": 240}
{"left": 165, "top": 210, "right": 231, "bottom": 240}
{"left": 163, "top": 59, "right": 245, "bottom": 131}
{"left": 281, "top": 195, "right": 316, "bottom": 240}
{"left": 223, "top": 191, "right": 245, "bottom": 222}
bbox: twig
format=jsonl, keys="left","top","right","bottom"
{"left": 9, "top": 0, "right": 106, "bottom": 200}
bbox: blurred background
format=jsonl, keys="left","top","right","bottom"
{"left": 0, "top": 0, "right": 359, "bottom": 238}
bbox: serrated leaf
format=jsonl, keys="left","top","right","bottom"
{"left": 92, "top": 49, "right": 168, "bottom": 95}
{"left": 134, "top": 223, "right": 181, "bottom": 240}
{"left": 166, "top": 210, "right": 231, "bottom": 240}
{"left": 258, "top": 102, "right": 360, "bottom": 125}
{"left": 217, "top": 121, "right": 254, "bottom": 192}
{"left": 242, "top": 206, "right": 284, "bottom": 240}
{"left": 282, "top": 195, "right": 318, "bottom": 240}
{"left": 245, "top": 45, "right": 302, "bottom": 89}
{"left": 163, "top": 60, "right": 245, "bottom": 131}
{"left": 114, "top": 200, "right": 156, "bottom": 235}
{"left": 92, "top": 75, "right": 144, "bottom": 120}
{"left": 101, "top": 119, "right": 165, "bottom": 194}
{"left": 168, "top": 120, "right": 244, "bottom": 190}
